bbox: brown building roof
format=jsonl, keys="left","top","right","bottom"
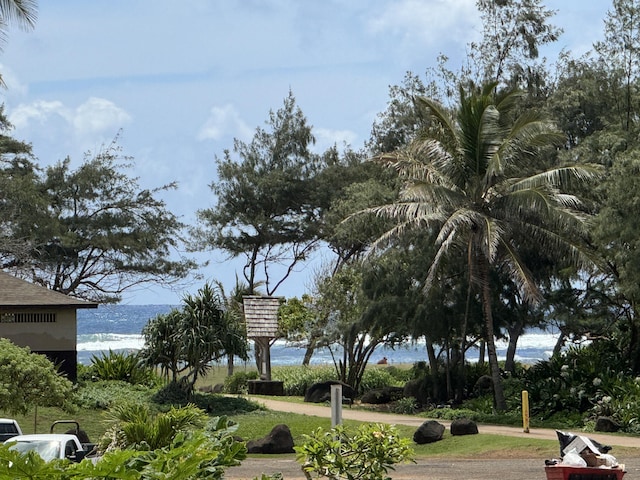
{"left": 0, "top": 271, "right": 98, "bottom": 309}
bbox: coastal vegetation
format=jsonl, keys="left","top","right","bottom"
{"left": 4, "top": 2, "right": 640, "bottom": 478}
{"left": 2, "top": 345, "right": 639, "bottom": 477}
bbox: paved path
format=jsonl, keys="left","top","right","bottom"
{"left": 223, "top": 395, "right": 640, "bottom": 479}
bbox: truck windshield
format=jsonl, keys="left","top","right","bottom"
{"left": 9, "top": 440, "right": 60, "bottom": 462}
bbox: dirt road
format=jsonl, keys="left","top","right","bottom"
{"left": 224, "top": 396, "right": 640, "bottom": 479}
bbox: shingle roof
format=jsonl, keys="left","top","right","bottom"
{"left": 0, "top": 271, "right": 98, "bottom": 309}
{"left": 243, "top": 295, "right": 282, "bottom": 338}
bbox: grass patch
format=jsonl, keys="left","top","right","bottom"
{"left": 230, "top": 411, "right": 562, "bottom": 460}
{"left": 409, "top": 432, "right": 557, "bottom": 459}
{"left": 231, "top": 410, "right": 363, "bottom": 445}
{"left": 2, "top": 406, "right": 109, "bottom": 440}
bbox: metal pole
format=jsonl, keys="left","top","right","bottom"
{"left": 331, "top": 384, "right": 343, "bottom": 427}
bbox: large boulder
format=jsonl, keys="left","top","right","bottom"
{"left": 450, "top": 418, "right": 478, "bottom": 436}
{"left": 360, "top": 386, "right": 404, "bottom": 404}
{"left": 473, "top": 375, "right": 493, "bottom": 396}
{"left": 413, "top": 420, "right": 445, "bottom": 444}
{"left": 246, "top": 424, "right": 295, "bottom": 454}
{"left": 595, "top": 417, "right": 621, "bottom": 433}
{"left": 304, "top": 381, "right": 356, "bottom": 403}
{"left": 403, "top": 378, "right": 430, "bottom": 406}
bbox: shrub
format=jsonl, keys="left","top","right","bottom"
{"left": 224, "top": 370, "right": 259, "bottom": 394}
{"left": 359, "top": 368, "right": 400, "bottom": 394}
{"left": 73, "top": 380, "right": 155, "bottom": 410}
{"left": 90, "top": 350, "right": 160, "bottom": 387}
{"left": 193, "top": 394, "right": 265, "bottom": 416}
{"left": 391, "top": 397, "right": 418, "bottom": 415}
{"left": 272, "top": 366, "right": 336, "bottom": 396}
{"left": 100, "top": 403, "right": 208, "bottom": 451}
{"left": 0, "top": 417, "right": 248, "bottom": 479}
{"left": 523, "top": 342, "right": 624, "bottom": 420}
{"left": 152, "top": 380, "right": 191, "bottom": 405}
{"left": 590, "top": 375, "right": 640, "bottom": 432}
{"left": 382, "top": 365, "right": 415, "bottom": 383}
{"left": 296, "top": 423, "right": 414, "bottom": 480}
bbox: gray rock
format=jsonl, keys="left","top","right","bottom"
{"left": 450, "top": 418, "right": 478, "bottom": 436}
{"left": 360, "top": 386, "right": 404, "bottom": 404}
{"left": 246, "top": 424, "right": 295, "bottom": 454}
{"left": 595, "top": 417, "right": 621, "bottom": 433}
{"left": 304, "top": 381, "right": 356, "bottom": 403}
{"left": 413, "top": 420, "right": 445, "bottom": 444}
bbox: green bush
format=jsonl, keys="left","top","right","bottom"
{"left": 89, "top": 350, "right": 161, "bottom": 387}
{"left": 193, "top": 394, "right": 265, "bottom": 416}
{"left": 0, "top": 417, "right": 248, "bottom": 479}
{"left": 391, "top": 397, "right": 418, "bottom": 415}
{"left": 272, "top": 366, "right": 336, "bottom": 396}
{"left": 359, "top": 368, "right": 401, "bottom": 394}
{"left": 73, "top": 380, "right": 156, "bottom": 410}
{"left": 523, "top": 342, "right": 623, "bottom": 420}
{"left": 152, "top": 380, "right": 191, "bottom": 406}
{"left": 382, "top": 365, "right": 415, "bottom": 383}
{"left": 100, "top": 403, "right": 209, "bottom": 451}
{"left": 590, "top": 375, "right": 640, "bottom": 432}
{"left": 224, "top": 370, "right": 259, "bottom": 394}
{"left": 296, "top": 423, "right": 414, "bottom": 480}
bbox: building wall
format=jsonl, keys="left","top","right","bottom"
{"left": 0, "top": 308, "right": 78, "bottom": 382}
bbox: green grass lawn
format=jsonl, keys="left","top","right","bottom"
{"left": 230, "top": 408, "right": 560, "bottom": 459}
{"left": 6, "top": 398, "right": 640, "bottom": 461}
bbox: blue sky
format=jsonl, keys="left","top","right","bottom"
{"left": 0, "top": 1, "right": 610, "bottom": 305}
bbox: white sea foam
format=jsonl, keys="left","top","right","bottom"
{"left": 77, "top": 333, "right": 145, "bottom": 351}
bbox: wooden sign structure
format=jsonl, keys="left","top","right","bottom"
{"left": 243, "top": 295, "right": 281, "bottom": 382}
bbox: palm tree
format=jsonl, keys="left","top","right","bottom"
{"left": 0, "top": 0, "right": 37, "bottom": 86}
{"left": 367, "top": 82, "right": 600, "bottom": 411}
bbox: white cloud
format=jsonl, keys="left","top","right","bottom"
{"left": 0, "top": 63, "right": 28, "bottom": 96}
{"left": 198, "top": 104, "right": 253, "bottom": 142}
{"left": 367, "top": 0, "right": 477, "bottom": 50}
{"left": 72, "top": 97, "right": 131, "bottom": 135}
{"left": 9, "top": 97, "right": 130, "bottom": 138}
{"left": 9, "top": 100, "right": 68, "bottom": 129}
{"left": 313, "top": 127, "right": 359, "bottom": 152}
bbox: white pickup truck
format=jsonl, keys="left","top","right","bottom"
{"left": 4, "top": 421, "right": 99, "bottom": 463}
{"left": 0, "top": 418, "right": 22, "bottom": 442}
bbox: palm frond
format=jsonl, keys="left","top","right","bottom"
{"left": 415, "top": 95, "right": 457, "bottom": 140}
{"left": 512, "top": 164, "right": 603, "bottom": 190}
{"left": 433, "top": 208, "right": 480, "bottom": 246}
{"left": 424, "top": 228, "right": 458, "bottom": 293}
{"left": 479, "top": 215, "right": 504, "bottom": 263}
{"left": 498, "top": 237, "right": 542, "bottom": 304}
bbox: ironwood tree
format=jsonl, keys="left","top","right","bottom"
{"left": 2, "top": 136, "right": 196, "bottom": 303}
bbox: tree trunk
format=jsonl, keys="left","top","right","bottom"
{"left": 478, "top": 340, "right": 486, "bottom": 365}
{"left": 480, "top": 261, "right": 507, "bottom": 412}
{"left": 505, "top": 317, "right": 525, "bottom": 374}
{"left": 456, "top": 277, "right": 473, "bottom": 403}
{"left": 425, "top": 337, "right": 440, "bottom": 402}
{"left": 302, "top": 337, "right": 317, "bottom": 366}
{"left": 227, "top": 354, "right": 234, "bottom": 376}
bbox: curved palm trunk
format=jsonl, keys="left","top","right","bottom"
{"left": 479, "top": 259, "right": 507, "bottom": 412}
{"left": 425, "top": 336, "right": 440, "bottom": 402}
{"left": 505, "top": 318, "right": 525, "bottom": 374}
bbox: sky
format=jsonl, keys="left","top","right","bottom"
{"left": 0, "top": 0, "right": 611, "bottom": 305}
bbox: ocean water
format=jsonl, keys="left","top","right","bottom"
{"left": 77, "top": 304, "right": 559, "bottom": 366}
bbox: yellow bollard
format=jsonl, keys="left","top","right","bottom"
{"left": 522, "top": 390, "right": 530, "bottom": 433}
